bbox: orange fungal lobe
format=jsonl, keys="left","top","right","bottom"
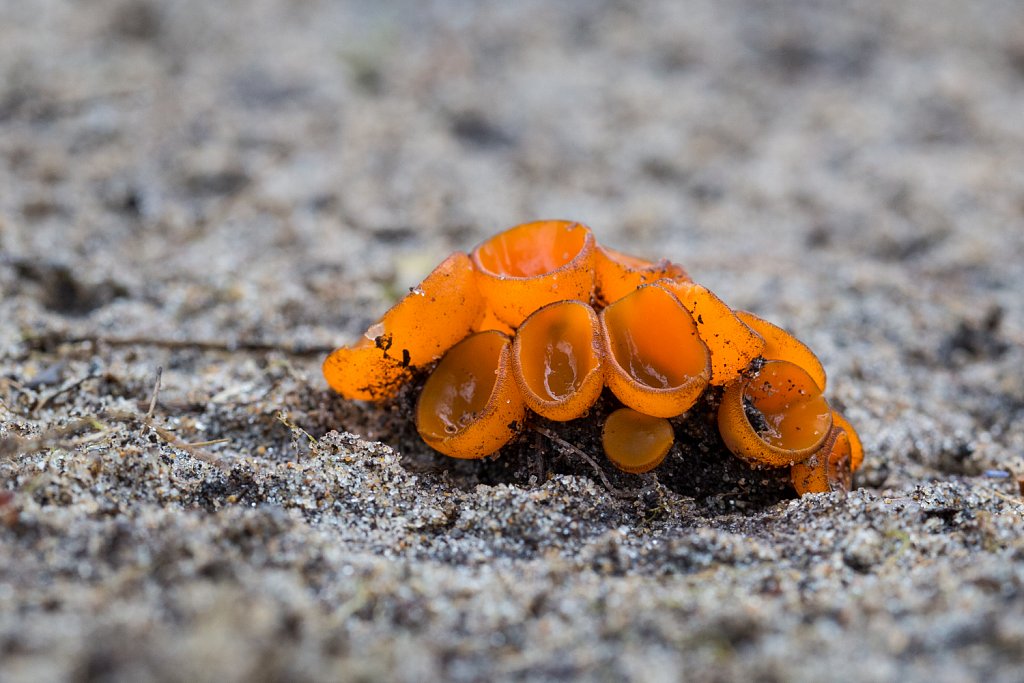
{"left": 791, "top": 425, "right": 853, "bottom": 495}
{"left": 600, "top": 284, "right": 711, "bottom": 418}
{"left": 512, "top": 300, "right": 604, "bottom": 421}
{"left": 830, "top": 410, "right": 864, "bottom": 472}
{"left": 602, "top": 408, "right": 675, "bottom": 474}
{"left": 321, "top": 338, "right": 411, "bottom": 402}
{"left": 594, "top": 245, "right": 689, "bottom": 306}
{"left": 416, "top": 330, "right": 525, "bottom": 459}
{"left": 471, "top": 220, "right": 596, "bottom": 327}
{"left": 471, "top": 307, "right": 516, "bottom": 336}
{"left": 718, "top": 359, "right": 832, "bottom": 467}
{"left": 377, "top": 251, "right": 485, "bottom": 368}
{"left": 323, "top": 251, "right": 484, "bottom": 401}
{"left": 657, "top": 279, "right": 765, "bottom": 386}
{"left": 736, "top": 311, "right": 827, "bottom": 392}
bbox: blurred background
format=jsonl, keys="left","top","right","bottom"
{"left": 3, "top": 0, "right": 1022, "bottom": 345}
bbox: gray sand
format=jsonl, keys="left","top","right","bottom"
{"left": 2, "top": 1, "right": 1023, "bottom": 681}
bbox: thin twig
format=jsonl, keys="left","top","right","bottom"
{"left": 185, "top": 438, "right": 231, "bottom": 448}
{"left": 99, "top": 407, "right": 232, "bottom": 473}
{"left": 32, "top": 371, "right": 100, "bottom": 413}
{"left": 529, "top": 423, "right": 638, "bottom": 499}
{"left": 149, "top": 423, "right": 231, "bottom": 472}
{"left": 145, "top": 367, "right": 163, "bottom": 422}
{"left": 59, "top": 335, "right": 335, "bottom": 357}
{"left": 276, "top": 411, "right": 316, "bottom": 444}
{"left": 0, "top": 418, "right": 104, "bottom": 460}
{"left": 990, "top": 489, "right": 1024, "bottom": 511}
{"left": 2, "top": 397, "right": 231, "bottom": 473}
{"left": 132, "top": 367, "right": 230, "bottom": 472}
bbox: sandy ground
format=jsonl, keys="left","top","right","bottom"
{"left": 2, "top": 1, "right": 1024, "bottom": 681}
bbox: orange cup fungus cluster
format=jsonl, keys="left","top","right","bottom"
{"left": 324, "top": 220, "right": 863, "bottom": 495}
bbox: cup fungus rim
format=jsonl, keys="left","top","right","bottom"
{"left": 735, "top": 310, "right": 827, "bottom": 393}
{"left": 831, "top": 410, "right": 863, "bottom": 472}
{"left": 791, "top": 424, "right": 853, "bottom": 494}
{"left": 415, "top": 329, "right": 522, "bottom": 458}
{"left": 599, "top": 284, "right": 712, "bottom": 406}
{"left": 470, "top": 219, "right": 596, "bottom": 282}
{"left": 718, "top": 359, "right": 833, "bottom": 467}
{"left": 511, "top": 299, "right": 604, "bottom": 420}
{"left": 596, "top": 244, "right": 690, "bottom": 281}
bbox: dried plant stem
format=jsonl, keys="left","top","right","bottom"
{"left": 528, "top": 423, "right": 638, "bottom": 499}
{"left": 145, "top": 367, "right": 163, "bottom": 422}
{"left": 57, "top": 334, "right": 334, "bottom": 357}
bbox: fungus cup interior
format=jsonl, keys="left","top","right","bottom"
{"left": 718, "top": 359, "right": 833, "bottom": 467}
{"left": 415, "top": 330, "right": 524, "bottom": 459}
{"left": 473, "top": 220, "right": 591, "bottom": 277}
{"left": 512, "top": 300, "right": 603, "bottom": 421}
{"left": 470, "top": 220, "right": 596, "bottom": 327}
{"left": 602, "top": 407, "right": 675, "bottom": 474}
{"left": 601, "top": 285, "right": 710, "bottom": 417}
{"left": 742, "top": 360, "right": 832, "bottom": 451}
{"left": 594, "top": 245, "right": 689, "bottom": 306}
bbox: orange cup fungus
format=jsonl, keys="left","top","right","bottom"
{"left": 656, "top": 279, "right": 765, "bottom": 386}
{"left": 600, "top": 285, "right": 711, "bottom": 418}
{"left": 736, "top": 311, "right": 827, "bottom": 392}
{"left": 512, "top": 300, "right": 604, "bottom": 421}
{"left": 831, "top": 410, "right": 864, "bottom": 472}
{"left": 324, "top": 219, "right": 863, "bottom": 495}
{"left": 471, "top": 220, "right": 595, "bottom": 328}
{"left": 790, "top": 410, "right": 862, "bottom": 494}
{"left": 602, "top": 408, "right": 675, "bottom": 474}
{"left": 323, "top": 252, "right": 484, "bottom": 401}
{"left": 415, "top": 330, "right": 525, "bottom": 459}
{"left": 718, "top": 359, "right": 833, "bottom": 468}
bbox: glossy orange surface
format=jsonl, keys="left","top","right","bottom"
{"left": 791, "top": 425, "right": 853, "bottom": 495}
{"left": 471, "top": 220, "right": 595, "bottom": 327}
{"left": 657, "top": 279, "right": 765, "bottom": 386}
{"left": 602, "top": 408, "right": 674, "bottom": 473}
{"left": 594, "top": 245, "right": 689, "bottom": 306}
{"left": 416, "top": 331, "right": 525, "bottom": 459}
{"left": 321, "top": 337, "right": 412, "bottom": 403}
{"left": 600, "top": 285, "right": 711, "bottom": 418}
{"left": 718, "top": 359, "right": 833, "bottom": 467}
{"left": 512, "top": 300, "right": 604, "bottom": 421}
{"left": 471, "top": 307, "right": 515, "bottom": 336}
{"left": 736, "top": 311, "right": 827, "bottom": 392}
{"left": 831, "top": 411, "right": 864, "bottom": 471}
{"left": 323, "top": 251, "right": 484, "bottom": 401}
